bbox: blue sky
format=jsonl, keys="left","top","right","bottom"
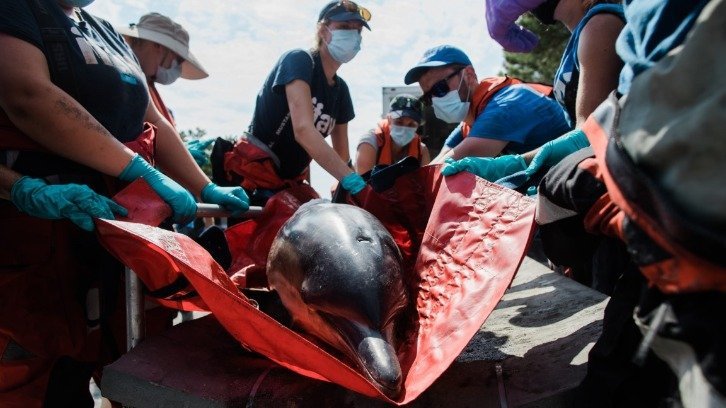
{"left": 86, "top": 1, "right": 505, "bottom": 197}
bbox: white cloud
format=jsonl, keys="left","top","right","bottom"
{"left": 86, "top": 0, "right": 504, "bottom": 197}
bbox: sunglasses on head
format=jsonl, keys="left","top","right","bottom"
{"left": 328, "top": 0, "right": 372, "bottom": 22}
{"left": 420, "top": 67, "right": 464, "bottom": 106}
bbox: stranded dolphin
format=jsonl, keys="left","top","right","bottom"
{"left": 267, "top": 200, "right": 408, "bottom": 398}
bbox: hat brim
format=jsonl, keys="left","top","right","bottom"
{"left": 389, "top": 108, "right": 423, "bottom": 124}
{"left": 404, "top": 61, "right": 451, "bottom": 84}
{"left": 117, "top": 25, "right": 209, "bottom": 80}
{"left": 327, "top": 11, "right": 371, "bottom": 30}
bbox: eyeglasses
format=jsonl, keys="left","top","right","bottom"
{"left": 420, "top": 68, "right": 464, "bottom": 106}
{"left": 326, "top": 0, "right": 372, "bottom": 22}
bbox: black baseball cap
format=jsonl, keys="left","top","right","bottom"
{"left": 318, "top": 1, "right": 371, "bottom": 30}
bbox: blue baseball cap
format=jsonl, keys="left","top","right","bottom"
{"left": 318, "top": 1, "right": 372, "bottom": 31}
{"left": 404, "top": 45, "right": 472, "bottom": 84}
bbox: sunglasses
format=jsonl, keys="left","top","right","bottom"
{"left": 330, "top": 0, "right": 372, "bottom": 22}
{"left": 420, "top": 68, "right": 464, "bottom": 106}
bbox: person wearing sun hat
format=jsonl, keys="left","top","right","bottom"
{"left": 118, "top": 12, "right": 208, "bottom": 127}
{"left": 355, "top": 94, "right": 430, "bottom": 175}
{"left": 221, "top": 1, "right": 373, "bottom": 204}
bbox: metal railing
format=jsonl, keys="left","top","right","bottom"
{"left": 125, "top": 203, "right": 262, "bottom": 351}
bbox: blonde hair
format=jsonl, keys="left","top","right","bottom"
{"left": 313, "top": 20, "right": 328, "bottom": 51}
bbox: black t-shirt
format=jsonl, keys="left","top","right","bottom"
{"left": 249, "top": 49, "right": 355, "bottom": 179}
{"left": 0, "top": 0, "right": 148, "bottom": 176}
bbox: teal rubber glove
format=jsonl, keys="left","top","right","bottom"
{"left": 341, "top": 172, "right": 366, "bottom": 195}
{"left": 441, "top": 155, "right": 527, "bottom": 181}
{"left": 118, "top": 154, "right": 197, "bottom": 223}
{"left": 200, "top": 183, "right": 250, "bottom": 217}
{"left": 185, "top": 138, "right": 215, "bottom": 167}
{"left": 10, "top": 176, "right": 127, "bottom": 231}
{"left": 525, "top": 129, "right": 589, "bottom": 176}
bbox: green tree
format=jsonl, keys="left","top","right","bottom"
{"left": 500, "top": 14, "right": 571, "bottom": 84}
{"left": 178, "top": 127, "right": 207, "bottom": 142}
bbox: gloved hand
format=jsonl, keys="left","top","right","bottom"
{"left": 525, "top": 128, "right": 589, "bottom": 176}
{"left": 486, "top": 0, "right": 545, "bottom": 52}
{"left": 201, "top": 182, "right": 250, "bottom": 217}
{"left": 441, "top": 155, "right": 527, "bottom": 181}
{"left": 185, "top": 138, "right": 215, "bottom": 167}
{"left": 118, "top": 154, "right": 197, "bottom": 223}
{"left": 341, "top": 172, "right": 366, "bottom": 195}
{"left": 10, "top": 176, "right": 127, "bottom": 231}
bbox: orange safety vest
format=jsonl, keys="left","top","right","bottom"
{"left": 374, "top": 119, "right": 423, "bottom": 166}
{"left": 461, "top": 76, "right": 553, "bottom": 137}
{"left": 583, "top": 93, "right": 726, "bottom": 294}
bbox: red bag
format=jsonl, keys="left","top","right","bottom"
{"left": 96, "top": 166, "right": 536, "bottom": 403}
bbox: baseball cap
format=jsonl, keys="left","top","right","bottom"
{"left": 117, "top": 13, "right": 208, "bottom": 80}
{"left": 318, "top": 1, "right": 372, "bottom": 30}
{"left": 404, "top": 45, "right": 472, "bottom": 84}
{"left": 388, "top": 94, "right": 424, "bottom": 124}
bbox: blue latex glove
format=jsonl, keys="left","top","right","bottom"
{"left": 185, "top": 138, "right": 215, "bottom": 167}
{"left": 200, "top": 182, "right": 250, "bottom": 217}
{"left": 441, "top": 155, "right": 527, "bottom": 181}
{"left": 486, "top": 0, "right": 544, "bottom": 52}
{"left": 10, "top": 176, "right": 127, "bottom": 231}
{"left": 341, "top": 172, "right": 366, "bottom": 195}
{"left": 525, "top": 129, "right": 590, "bottom": 176}
{"left": 118, "top": 154, "right": 197, "bottom": 223}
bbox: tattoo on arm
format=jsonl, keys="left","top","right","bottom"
{"left": 54, "top": 96, "right": 113, "bottom": 139}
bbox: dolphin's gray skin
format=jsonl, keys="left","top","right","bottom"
{"left": 267, "top": 200, "right": 408, "bottom": 398}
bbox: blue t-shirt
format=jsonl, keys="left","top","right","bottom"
{"left": 0, "top": 0, "right": 148, "bottom": 178}
{"left": 553, "top": 3, "right": 625, "bottom": 122}
{"left": 249, "top": 49, "right": 355, "bottom": 179}
{"left": 617, "top": 0, "right": 709, "bottom": 94}
{"left": 444, "top": 84, "right": 572, "bottom": 155}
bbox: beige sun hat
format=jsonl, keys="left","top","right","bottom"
{"left": 117, "top": 12, "right": 208, "bottom": 80}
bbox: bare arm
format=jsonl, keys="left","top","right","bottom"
{"left": 146, "top": 101, "right": 210, "bottom": 197}
{"left": 0, "top": 165, "right": 21, "bottom": 199}
{"left": 286, "top": 80, "right": 353, "bottom": 180}
{"left": 431, "top": 137, "right": 508, "bottom": 165}
{"left": 430, "top": 145, "right": 453, "bottom": 165}
{"left": 420, "top": 144, "right": 431, "bottom": 166}
{"left": 330, "top": 122, "right": 351, "bottom": 164}
{"left": 575, "top": 14, "right": 624, "bottom": 126}
{"left": 355, "top": 142, "right": 377, "bottom": 174}
{"left": 0, "top": 34, "right": 135, "bottom": 176}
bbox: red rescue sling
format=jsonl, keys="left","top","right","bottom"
{"left": 96, "top": 168, "right": 536, "bottom": 404}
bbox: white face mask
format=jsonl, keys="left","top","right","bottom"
{"left": 389, "top": 125, "right": 416, "bottom": 146}
{"left": 431, "top": 74, "right": 470, "bottom": 124}
{"left": 154, "top": 59, "right": 182, "bottom": 85}
{"left": 326, "top": 28, "right": 362, "bottom": 63}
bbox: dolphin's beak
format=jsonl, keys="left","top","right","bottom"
{"left": 357, "top": 336, "right": 402, "bottom": 397}
{"left": 323, "top": 314, "right": 403, "bottom": 398}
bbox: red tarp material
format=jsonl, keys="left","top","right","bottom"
{"left": 95, "top": 166, "right": 536, "bottom": 404}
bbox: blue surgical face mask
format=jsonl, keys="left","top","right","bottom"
{"left": 389, "top": 125, "right": 416, "bottom": 146}
{"left": 155, "top": 59, "right": 182, "bottom": 85}
{"left": 57, "top": 0, "right": 95, "bottom": 7}
{"left": 326, "top": 28, "right": 362, "bottom": 63}
{"left": 431, "top": 74, "right": 470, "bottom": 123}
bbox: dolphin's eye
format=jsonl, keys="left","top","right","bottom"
{"left": 357, "top": 235, "right": 373, "bottom": 243}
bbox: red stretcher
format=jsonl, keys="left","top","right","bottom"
{"left": 95, "top": 166, "right": 536, "bottom": 404}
